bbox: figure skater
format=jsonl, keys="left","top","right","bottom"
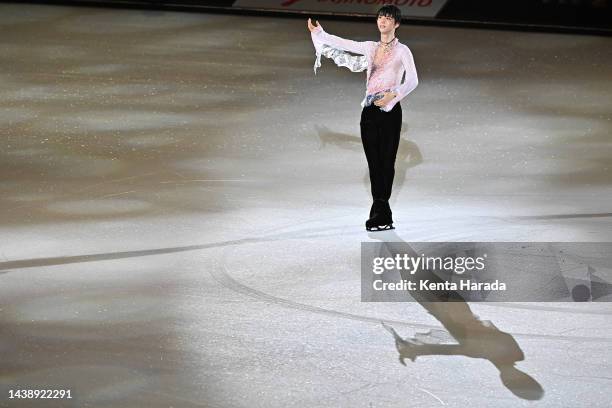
{"left": 307, "top": 5, "right": 418, "bottom": 231}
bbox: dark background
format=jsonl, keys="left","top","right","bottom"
{"left": 3, "top": 0, "right": 611, "bottom": 35}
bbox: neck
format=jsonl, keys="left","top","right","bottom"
{"left": 380, "top": 31, "right": 395, "bottom": 43}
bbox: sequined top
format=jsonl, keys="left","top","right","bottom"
{"left": 310, "top": 25, "right": 418, "bottom": 112}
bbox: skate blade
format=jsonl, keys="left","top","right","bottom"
{"left": 366, "top": 224, "right": 394, "bottom": 232}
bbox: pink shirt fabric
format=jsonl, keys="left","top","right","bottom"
{"left": 311, "top": 26, "right": 418, "bottom": 112}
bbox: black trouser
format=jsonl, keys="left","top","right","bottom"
{"left": 360, "top": 102, "right": 402, "bottom": 219}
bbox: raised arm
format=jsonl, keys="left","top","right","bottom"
{"left": 309, "top": 19, "right": 369, "bottom": 56}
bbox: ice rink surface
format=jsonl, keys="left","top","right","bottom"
{"left": 1, "top": 3, "right": 612, "bottom": 407}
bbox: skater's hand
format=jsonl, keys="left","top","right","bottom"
{"left": 374, "top": 92, "right": 397, "bottom": 107}
{"left": 308, "top": 18, "right": 322, "bottom": 33}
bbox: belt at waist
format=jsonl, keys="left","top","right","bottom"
{"left": 364, "top": 89, "right": 391, "bottom": 107}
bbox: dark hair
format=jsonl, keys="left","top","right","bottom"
{"left": 377, "top": 5, "right": 402, "bottom": 26}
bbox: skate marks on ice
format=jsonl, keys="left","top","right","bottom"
{"left": 512, "top": 212, "right": 612, "bottom": 220}
{"left": 0, "top": 218, "right": 363, "bottom": 272}
{"left": 313, "top": 124, "right": 423, "bottom": 197}
{"left": 4, "top": 220, "right": 609, "bottom": 342}
{"left": 371, "top": 230, "right": 544, "bottom": 401}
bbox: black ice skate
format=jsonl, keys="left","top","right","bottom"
{"left": 366, "top": 199, "right": 394, "bottom": 231}
{"left": 365, "top": 208, "right": 394, "bottom": 231}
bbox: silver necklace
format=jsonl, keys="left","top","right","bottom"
{"left": 379, "top": 37, "right": 397, "bottom": 54}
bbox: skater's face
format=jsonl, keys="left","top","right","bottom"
{"left": 377, "top": 14, "right": 399, "bottom": 34}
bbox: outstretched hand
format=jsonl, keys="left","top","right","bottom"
{"left": 307, "top": 18, "right": 322, "bottom": 33}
